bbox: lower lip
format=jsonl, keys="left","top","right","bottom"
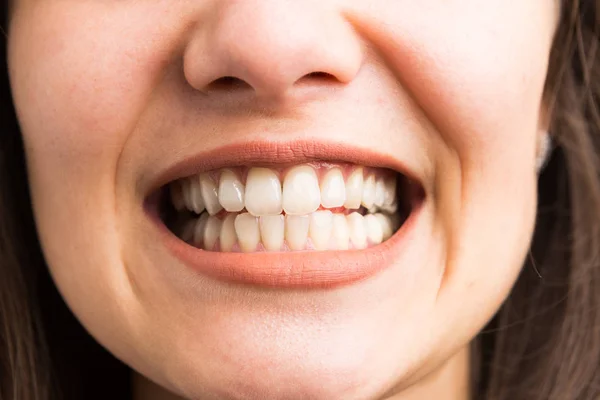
{"left": 154, "top": 204, "right": 424, "bottom": 289}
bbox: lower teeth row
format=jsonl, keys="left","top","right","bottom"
{"left": 178, "top": 211, "right": 401, "bottom": 252}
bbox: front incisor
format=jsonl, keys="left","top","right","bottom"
{"left": 260, "top": 215, "right": 285, "bottom": 251}
{"left": 282, "top": 165, "right": 321, "bottom": 215}
{"left": 310, "top": 211, "right": 333, "bottom": 250}
{"left": 285, "top": 215, "right": 310, "bottom": 251}
{"left": 245, "top": 168, "right": 283, "bottom": 216}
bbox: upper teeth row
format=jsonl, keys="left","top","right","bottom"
{"left": 171, "top": 165, "right": 398, "bottom": 217}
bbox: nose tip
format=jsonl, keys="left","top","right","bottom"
{"left": 182, "top": 1, "right": 364, "bottom": 100}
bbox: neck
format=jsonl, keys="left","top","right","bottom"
{"left": 132, "top": 346, "right": 471, "bottom": 400}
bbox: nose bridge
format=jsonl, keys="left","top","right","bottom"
{"left": 183, "top": 0, "right": 364, "bottom": 99}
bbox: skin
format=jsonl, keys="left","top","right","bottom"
{"left": 7, "top": 0, "right": 558, "bottom": 399}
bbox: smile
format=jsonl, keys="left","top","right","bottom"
{"left": 147, "top": 141, "right": 426, "bottom": 288}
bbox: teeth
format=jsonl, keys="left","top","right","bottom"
{"left": 384, "top": 176, "right": 397, "bottom": 206}
{"left": 364, "top": 214, "right": 383, "bottom": 245}
{"left": 192, "top": 213, "right": 209, "bottom": 246}
{"left": 344, "top": 168, "right": 364, "bottom": 210}
{"left": 235, "top": 213, "right": 260, "bottom": 252}
{"left": 381, "top": 201, "right": 398, "bottom": 214}
{"left": 309, "top": 211, "right": 333, "bottom": 250}
{"left": 220, "top": 214, "right": 237, "bottom": 252}
{"left": 260, "top": 215, "right": 285, "bottom": 252}
{"left": 332, "top": 214, "right": 350, "bottom": 250}
{"left": 320, "top": 168, "right": 346, "bottom": 208}
{"left": 199, "top": 174, "right": 222, "bottom": 216}
{"left": 283, "top": 165, "right": 321, "bottom": 215}
{"left": 181, "top": 179, "right": 192, "bottom": 211}
{"left": 189, "top": 177, "right": 206, "bottom": 214}
{"left": 389, "top": 213, "right": 402, "bottom": 232}
{"left": 245, "top": 168, "right": 283, "bottom": 216}
{"left": 182, "top": 210, "right": 402, "bottom": 252}
{"left": 181, "top": 218, "right": 198, "bottom": 244}
{"left": 218, "top": 170, "right": 245, "bottom": 212}
{"left": 170, "top": 181, "right": 185, "bottom": 211}
{"left": 172, "top": 164, "right": 406, "bottom": 252}
{"left": 174, "top": 166, "right": 400, "bottom": 215}
{"left": 347, "top": 212, "right": 367, "bottom": 249}
{"left": 375, "top": 213, "right": 394, "bottom": 241}
{"left": 361, "top": 174, "right": 376, "bottom": 209}
{"left": 285, "top": 215, "right": 310, "bottom": 251}
{"left": 203, "top": 216, "right": 222, "bottom": 250}
{"left": 374, "top": 178, "right": 386, "bottom": 207}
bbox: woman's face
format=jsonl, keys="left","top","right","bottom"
{"left": 8, "top": 1, "right": 558, "bottom": 398}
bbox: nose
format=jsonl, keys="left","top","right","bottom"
{"left": 183, "top": 0, "right": 364, "bottom": 101}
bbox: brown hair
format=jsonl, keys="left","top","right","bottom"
{"left": 1, "top": 1, "right": 599, "bottom": 399}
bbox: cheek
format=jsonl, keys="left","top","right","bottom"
{"left": 350, "top": 0, "right": 553, "bottom": 345}
{"left": 8, "top": 1, "right": 180, "bottom": 182}
{"left": 354, "top": 0, "right": 554, "bottom": 165}
{"left": 6, "top": 1, "right": 181, "bottom": 256}
{"left": 6, "top": 0, "right": 184, "bottom": 357}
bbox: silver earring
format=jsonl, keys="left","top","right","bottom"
{"left": 536, "top": 132, "right": 552, "bottom": 173}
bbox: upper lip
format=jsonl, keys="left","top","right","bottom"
{"left": 146, "top": 139, "right": 424, "bottom": 196}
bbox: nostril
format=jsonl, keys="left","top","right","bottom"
{"left": 306, "top": 72, "right": 333, "bottom": 78}
{"left": 201, "top": 72, "right": 342, "bottom": 97}
{"left": 297, "top": 71, "right": 338, "bottom": 84}
{"left": 206, "top": 76, "right": 252, "bottom": 92}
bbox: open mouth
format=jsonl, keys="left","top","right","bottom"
{"left": 156, "top": 162, "right": 423, "bottom": 253}
{"left": 145, "top": 142, "right": 426, "bottom": 288}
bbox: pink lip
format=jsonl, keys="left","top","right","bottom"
{"left": 147, "top": 140, "right": 422, "bottom": 195}
{"left": 149, "top": 140, "right": 426, "bottom": 289}
{"left": 157, "top": 205, "right": 422, "bottom": 289}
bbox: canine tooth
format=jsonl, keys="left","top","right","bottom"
{"left": 361, "top": 174, "right": 376, "bottom": 209}
{"left": 189, "top": 177, "right": 206, "bottom": 214}
{"left": 192, "top": 213, "right": 209, "bottom": 246}
{"left": 375, "top": 213, "right": 394, "bottom": 241}
{"left": 374, "top": 178, "right": 386, "bottom": 207}
{"left": 260, "top": 215, "right": 285, "bottom": 252}
{"left": 203, "top": 216, "right": 222, "bottom": 250}
{"left": 309, "top": 211, "right": 333, "bottom": 250}
{"left": 285, "top": 215, "right": 310, "bottom": 251}
{"left": 245, "top": 168, "right": 282, "bottom": 216}
{"left": 384, "top": 176, "right": 397, "bottom": 206}
{"left": 199, "top": 173, "right": 222, "bottom": 216}
{"left": 344, "top": 168, "right": 364, "bottom": 209}
{"left": 170, "top": 181, "right": 185, "bottom": 211}
{"left": 220, "top": 214, "right": 237, "bottom": 252}
{"left": 347, "top": 213, "right": 367, "bottom": 249}
{"left": 364, "top": 214, "right": 383, "bottom": 245}
{"left": 282, "top": 165, "right": 321, "bottom": 215}
{"left": 218, "top": 170, "right": 245, "bottom": 212}
{"left": 235, "top": 213, "right": 260, "bottom": 252}
{"left": 332, "top": 214, "right": 350, "bottom": 250}
{"left": 320, "top": 168, "right": 346, "bottom": 208}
